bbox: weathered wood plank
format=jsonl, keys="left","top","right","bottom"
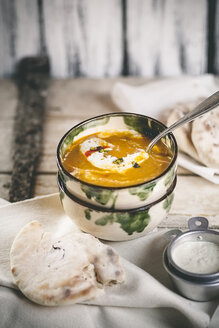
{"left": 160, "top": 214, "right": 219, "bottom": 230}
{"left": 0, "top": 174, "right": 11, "bottom": 201}
{"left": 171, "top": 175, "right": 219, "bottom": 216}
{"left": 0, "top": 0, "right": 40, "bottom": 77}
{"left": 13, "top": 0, "right": 40, "bottom": 62}
{"left": 215, "top": 0, "right": 219, "bottom": 74}
{"left": 0, "top": 1, "right": 15, "bottom": 76}
{"left": 0, "top": 0, "right": 217, "bottom": 77}
{"left": 33, "top": 174, "right": 58, "bottom": 196}
{"left": 0, "top": 80, "right": 17, "bottom": 119}
{"left": 43, "top": 0, "right": 123, "bottom": 77}
{"left": 42, "top": 0, "right": 68, "bottom": 77}
{"left": 126, "top": 0, "right": 207, "bottom": 76}
{"left": 173, "top": 0, "right": 207, "bottom": 74}
{"left": 45, "top": 78, "right": 123, "bottom": 117}
{"left": 0, "top": 80, "right": 18, "bottom": 172}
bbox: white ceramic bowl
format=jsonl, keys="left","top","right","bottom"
{"left": 57, "top": 113, "right": 178, "bottom": 210}
{"left": 58, "top": 174, "right": 177, "bottom": 241}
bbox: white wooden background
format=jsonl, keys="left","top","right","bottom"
{"left": 0, "top": 0, "right": 218, "bottom": 78}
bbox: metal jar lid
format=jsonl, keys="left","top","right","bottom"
{"left": 163, "top": 217, "right": 219, "bottom": 301}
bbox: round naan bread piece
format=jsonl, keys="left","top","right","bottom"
{"left": 167, "top": 102, "right": 201, "bottom": 162}
{"left": 10, "top": 221, "right": 125, "bottom": 306}
{"left": 191, "top": 107, "right": 219, "bottom": 168}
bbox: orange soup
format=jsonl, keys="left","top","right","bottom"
{"left": 62, "top": 130, "right": 172, "bottom": 187}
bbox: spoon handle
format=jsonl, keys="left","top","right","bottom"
{"left": 147, "top": 90, "right": 219, "bottom": 152}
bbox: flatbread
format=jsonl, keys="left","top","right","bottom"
{"left": 191, "top": 107, "right": 219, "bottom": 168}
{"left": 167, "top": 102, "right": 201, "bottom": 162}
{"left": 10, "top": 221, "right": 125, "bottom": 306}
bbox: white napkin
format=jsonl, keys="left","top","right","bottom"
{"left": 178, "top": 153, "right": 219, "bottom": 184}
{"left": 111, "top": 75, "right": 219, "bottom": 184}
{"left": 0, "top": 194, "right": 218, "bottom": 328}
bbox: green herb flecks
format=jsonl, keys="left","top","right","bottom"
{"left": 90, "top": 146, "right": 99, "bottom": 151}
{"left": 90, "top": 146, "right": 110, "bottom": 153}
{"left": 99, "top": 148, "right": 110, "bottom": 153}
{"left": 90, "top": 146, "right": 105, "bottom": 152}
{"left": 133, "top": 162, "right": 140, "bottom": 168}
{"left": 113, "top": 158, "right": 124, "bottom": 165}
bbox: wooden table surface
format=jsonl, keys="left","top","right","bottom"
{"left": 0, "top": 78, "right": 218, "bottom": 231}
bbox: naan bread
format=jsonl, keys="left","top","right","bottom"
{"left": 10, "top": 221, "right": 125, "bottom": 306}
{"left": 167, "top": 100, "right": 219, "bottom": 168}
{"left": 167, "top": 102, "right": 201, "bottom": 162}
{"left": 191, "top": 108, "right": 219, "bottom": 168}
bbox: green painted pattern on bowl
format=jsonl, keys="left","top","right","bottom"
{"left": 164, "top": 165, "right": 176, "bottom": 187}
{"left": 81, "top": 184, "right": 117, "bottom": 207}
{"left": 129, "top": 182, "right": 156, "bottom": 201}
{"left": 123, "top": 116, "right": 164, "bottom": 139}
{"left": 84, "top": 209, "right": 150, "bottom": 235}
{"left": 163, "top": 193, "right": 174, "bottom": 212}
{"left": 84, "top": 208, "right": 93, "bottom": 220}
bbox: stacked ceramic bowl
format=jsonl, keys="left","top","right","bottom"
{"left": 57, "top": 113, "right": 178, "bottom": 241}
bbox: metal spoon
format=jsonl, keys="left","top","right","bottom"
{"left": 147, "top": 91, "right": 219, "bottom": 153}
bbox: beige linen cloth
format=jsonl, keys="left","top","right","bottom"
{"left": 0, "top": 194, "right": 218, "bottom": 328}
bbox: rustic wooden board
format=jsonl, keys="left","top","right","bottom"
{"left": 171, "top": 176, "right": 219, "bottom": 216}
{"left": 43, "top": 0, "right": 123, "bottom": 77}
{"left": 0, "top": 0, "right": 218, "bottom": 77}
{"left": 0, "top": 80, "right": 18, "bottom": 172}
{"left": 0, "top": 174, "right": 11, "bottom": 201}
{"left": 160, "top": 214, "right": 219, "bottom": 230}
{"left": 126, "top": 0, "right": 207, "bottom": 76}
{"left": 33, "top": 174, "right": 58, "bottom": 197}
{"left": 13, "top": 0, "right": 40, "bottom": 62}
{"left": 215, "top": 0, "right": 219, "bottom": 74}
{"left": 0, "top": 0, "right": 40, "bottom": 77}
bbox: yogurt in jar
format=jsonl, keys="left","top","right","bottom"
{"left": 172, "top": 240, "right": 219, "bottom": 274}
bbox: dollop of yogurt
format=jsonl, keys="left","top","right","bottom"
{"left": 80, "top": 137, "right": 148, "bottom": 173}
{"left": 172, "top": 240, "right": 219, "bottom": 274}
